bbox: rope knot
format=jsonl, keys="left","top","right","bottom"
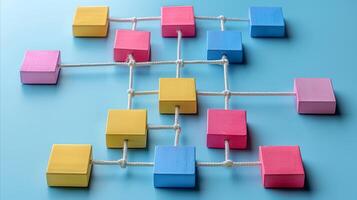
{"left": 223, "top": 160, "right": 234, "bottom": 167}
{"left": 127, "top": 88, "right": 134, "bottom": 96}
{"left": 219, "top": 15, "right": 226, "bottom": 22}
{"left": 176, "top": 59, "right": 184, "bottom": 67}
{"left": 131, "top": 17, "right": 137, "bottom": 23}
{"left": 118, "top": 159, "right": 127, "bottom": 168}
{"left": 222, "top": 57, "right": 229, "bottom": 65}
{"left": 173, "top": 123, "right": 181, "bottom": 131}
{"left": 223, "top": 90, "right": 231, "bottom": 97}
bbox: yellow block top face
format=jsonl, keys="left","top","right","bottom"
{"left": 73, "top": 6, "right": 109, "bottom": 26}
{"left": 159, "top": 78, "right": 197, "bottom": 101}
{"left": 106, "top": 109, "right": 147, "bottom": 135}
{"left": 47, "top": 144, "right": 92, "bottom": 175}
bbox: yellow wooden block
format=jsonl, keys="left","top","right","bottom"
{"left": 72, "top": 6, "right": 109, "bottom": 37}
{"left": 46, "top": 144, "right": 92, "bottom": 187}
{"left": 159, "top": 78, "right": 197, "bottom": 114}
{"left": 106, "top": 109, "right": 147, "bottom": 148}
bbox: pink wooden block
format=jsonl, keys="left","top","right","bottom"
{"left": 294, "top": 78, "right": 336, "bottom": 114}
{"left": 20, "top": 50, "right": 61, "bottom": 84}
{"left": 206, "top": 109, "right": 247, "bottom": 149}
{"left": 259, "top": 146, "right": 305, "bottom": 188}
{"left": 114, "top": 30, "right": 151, "bottom": 62}
{"left": 161, "top": 6, "right": 196, "bottom": 37}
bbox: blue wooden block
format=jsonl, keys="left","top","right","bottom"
{"left": 153, "top": 146, "right": 196, "bottom": 188}
{"left": 249, "top": 7, "right": 285, "bottom": 37}
{"left": 207, "top": 31, "right": 243, "bottom": 63}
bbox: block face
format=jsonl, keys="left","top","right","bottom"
{"left": 73, "top": 6, "right": 109, "bottom": 37}
{"left": 294, "top": 78, "right": 336, "bottom": 114}
{"left": 161, "top": 6, "right": 196, "bottom": 37}
{"left": 207, "top": 31, "right": 243, "bottom": 63}
{"left": 159, "top": 78, "right": 197, "bottom": 114}
{"left": 46, "top": 144, "right": 92, "bottom": 187}
{"left": 114, "top": 30, "right": 151, "bottom": 62}
{"left": 207, "top": 109, "right": 247, "bottom": 149}
{"left": 154, "top": 146, "right": 196, "bottom": 188}
{"left": 20, "top": 50, "right": 61, "bottom": 84}
{"left": 249, "top": 7, "right": 285, "bottom": 37}
{"left": 106, "top": 109, "right": 147, "bottom": 148}
{"left": 259, "top": 146, "right": 305, "bottom": 188}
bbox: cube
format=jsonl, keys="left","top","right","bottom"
{"left": 161, "top": 6, "right": 196, "bottom": 37}
{"left": 249, "top": 7, "right": 285, "bottom": 37}
{"left": 46, "top": 144, "right": 92, "bottom": 187}
{"left": 72, "top": 6, "right": 109, "bottom": 37}
{"left": 159, "top": 78, "right": 197, "bottom": 114}
{"left": 20, "top": 50, "right": 61, "bottom": 84}
{"left": 114, "top": 30, "right": 151, "bottom": 62}
{"left": 259, "top": 146, "right": 305, "bottom": 188}
{"left": 207, "top": 109, "right": 247, "bottom": 149}
{"left": 294, "top": 78, "right": 336, "bottom": 114}
{"left": 154, "top": 146, "right": 196, "bottom": 188}
{"left": 207, "top": 31, "right": 243, "bottom": 63}
{"left": 106, "top": 109, "right": 147, "bottom": 148}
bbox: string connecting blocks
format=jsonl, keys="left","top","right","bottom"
{"left": 20, "top": 4, "right": 337, "bottom": 190}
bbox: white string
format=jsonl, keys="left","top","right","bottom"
{"left": 195, "top": 16, "right": 250, "bottom": 22}
{"left": 148, "top": 124, "right": 175, "bottom": 130}
{"left": 197, "top": 91, "right": 296, "bottom": 96}
{"left": 134, "top": 90, "right": 158, "bottom": 95}
{"left": 174, "top": 106, "right": 181, "bottom": 146}
{"left": 109, "top": 16, "right": 161, "bottom": 22}
{"left": 108, "top": 16, "right": 250, "bottom": 22}
{"left": 131, "top": 17, "right": 137, "bottom": 30}
{"left": 127, "top": 54, "right": 135, "bottom": 109}
{"left": 224, "top": 140, "right": 230, "bottom": 161}
{"left": 176, "top": 30, "right": 182, "bottom": 78}
{"left": 59, "top": 59, "right": 225, "bottom": 68}
{"left": 219, "top": 15, "right": 225, "bottom": 31}
{"left": 222, "top": 56, "right": 230, "bottom": 110}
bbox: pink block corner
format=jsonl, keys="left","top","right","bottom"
{"left": 113, "top": 30, "right": 151, "bottom": 62}
{"left": 20, "top": 50, "right": 61, "bottom": 84}
{"left": 294, "top": 78, "right": 336, "bottom": 114}
{"left": 259, "top": 146, "right": 305, "bottom": 188}
{"left": 206, "top": 109, "right": 247, "bottom": 149}
{"left": 161, "top": 6, "right": 196, "bottom": 37}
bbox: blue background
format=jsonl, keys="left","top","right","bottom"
{"left": 1, "top": 0, "right": 357, "bottom": 199}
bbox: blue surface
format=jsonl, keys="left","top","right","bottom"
{"left": 154, "top": 146, "right": 196, "bottom": 188}
{"left": 249, "top": 7, "right": 285, "bottom": 37}
{"left": 207, "top": 31, "right": 243, "bottom": 63}
{"left": 1, "top": 0, "right": 357, "bottom": 199}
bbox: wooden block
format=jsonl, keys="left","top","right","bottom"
{"left": 154, "top": 146, "right": 196, "bottom": 188}
{"left": 20, "top": 50, "right": 61, "bottom": 84}
{"left": 249, "top": 7, "right": 285, "bottom": 37}
{"left": 161, "top": 6, "right": 196, "bottom": 37}
{"left": 46, "top": 144, "right": 92, "bottom": 187}
{"left": 106, "top": 109, "right": 147, "bottom": 148}
{"left": 294, "top": 78, "right": 336, "bottom": 114}
{"left": 207, "top": 109, "right": 247, "bottom": 149}
{"left": 207, "top": 31, "right": 243, "bottom": 63}
{"left": 114, "top": 30, "right": 151, "bottom": 62}
{"left": 259, "top": 146, "right": 305, "bottom": 188}
{"left": 159, "top": 78, "right": 197, "bottom": 114}
{"left": 72, "top": 6, "right": 109, "bottom": 37}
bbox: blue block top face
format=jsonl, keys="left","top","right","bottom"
{"left": 249, "top": 7, "right": 284, "bottom": 26}
{"left": 207, "top": 31, "right": 242, "bottom": 51}
{"left": 154, "top": 146, "right": 196, "bottom": 175}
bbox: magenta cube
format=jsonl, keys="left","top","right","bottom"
{"left": 259, "top": 146, "right": 305, "bottom": 188}
{"left": 161, "top": 6, "right": 196, "bottom": 37}
{"left": 206, "top": 109, "right": 247, "bottom": 149}
{"left": 294, "top": 78, "right": 336, "bottom": 114}
{"left": 114, "top": 30, "right": 151, "bottom": 62}
{"left": 20, "top": 50, "right": 61, "bottom": 84}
